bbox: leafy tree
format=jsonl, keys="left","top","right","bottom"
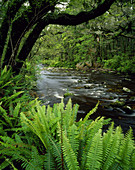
{"left": 0, "top": 0, "right": 116, "bottom": 74}
{"left": 31, "top": 0, "right": 135, "bottom": 71}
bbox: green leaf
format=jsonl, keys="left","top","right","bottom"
{"left": 86, "top": 129, "right": 103, "bottom": 170}
{"left": 62, "top": 132, "right": 79, "bottom": 170}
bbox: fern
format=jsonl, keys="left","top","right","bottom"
{"left": 64, "top": 98, "right": 73, "bottom": 129}
{"left": 86, "top": 129, "right": 103, "bottom": 170}
{"left": 131, "top": 148, "right": 135, "bottom": 169}
{"left": 102, "top": 126, "right": 123, "bottom": 170}
{"left": 69, "top": 103, "right": 79, "bottom": 126}
{"left": 80, "top": 117, "right": 104, "bottom": 169}
{"left": 4, "top": 91, "right": 24, "bottom": 105}
{"left": 44, "top": 138, "right": 63, "bottom": 170}
{"left": 0, "top": 135, "right": 44, "bottom": 170}
{"left": 62, "top": 132, "right": 79, "bottom": 170}
{"left": 0, "top": 105, "right": 13, "bottom": 127}
{"left": 44, "top": 149, "right": 56, "bottom": 170}
{"left": 67, "top": 124, "right": 79, "bottom": 155}
{"left": 0, "top": 99, "right": 134, "bottom": 170}
{"left": 25, "top": 146, "right": 44, "bottom": 170}
{"left": 21, "top": 111, "right": 50, "bottom": 149}
{"left": 118, "top": 128, "right": 135, "bottom": 169}
{"left": 1, "top": 157, "right": 18, "bottom": 170}
{"left": 81, "top": 101, "right": 99, "bottom": 125}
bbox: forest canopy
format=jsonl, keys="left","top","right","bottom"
{"left": 0, "top": 0, "right": 120, "bottom": 73}
{"left": 0, "top": 0, "right": 134, "bottom": 74}
{"left": 31, "top": 0, "right": 135, "bottom": 73}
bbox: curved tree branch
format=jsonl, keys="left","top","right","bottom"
{"left": 48, "top": 0, "right": 116, "bottom": 25}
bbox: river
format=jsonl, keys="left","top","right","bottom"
{"left": 37, "top": 65, "right": 135, "bottom": 136}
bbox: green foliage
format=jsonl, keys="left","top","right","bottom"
{"left": 0, "top": 99, "right": 134, "bottom": 169}
{"left": 31, "top": 1, "right": 135, "bottom": 73}
{"left": 104, "top": 54, "right": 135, "bottom": 73}
{"left": 33, "top": 26, "right": 96, "bottom": 69}
{"left": 0, "top": 65, "right": 38, "bottom": 140}
{"left": 64, "top": 88, "right": 74, "bottom": 97}
{"left": 34, "top": 21, "right": 135, "bottom": 73}
{"left": 0, "top": 102, "right": 21, "bottom": 134}
{"left": 0, "top": 66, "right": 29, "bottom": 107}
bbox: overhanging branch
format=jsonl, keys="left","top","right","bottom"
{"left": 47, "top": 0, "right": 115, "bottom": 25}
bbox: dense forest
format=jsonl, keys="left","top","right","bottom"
{"left": 33, "top": 1, "right": 135, "bottom": 73}
{"left": 0, "top": 0, "right": 135, "bottom": 169}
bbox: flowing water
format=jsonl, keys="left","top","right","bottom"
{"left": 37, "top": 65, "right": 135, "bottom": 136}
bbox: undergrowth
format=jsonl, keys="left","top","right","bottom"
{"left": 0, "top": 99, "right": 134, "bottom": 169}
{"left": 0, "top": 66, "right": 134, "bottom": 169}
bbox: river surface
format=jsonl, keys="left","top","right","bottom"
{"left": 37, "top": 65, "right": 135, "bottom": 136}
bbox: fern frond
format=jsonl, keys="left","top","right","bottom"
{"left": 0, "top": 137, "right": 33, "bottom": 169}
{"left": 69, "top": 103, "right": 79, "bottom": 126}
{"left": 80, "top": 117, "right": 104, "bottom": 169}
{"left": 67, "top": 124, "right": 79, "bottom": 155}
{"left": 1, "top": 80, "right": 12, "bottom": 88}
{"left": 118, "top": 128, "right": 135, "bottom": 169}
{"left": 34, "top": 100, "right": 50, "bottom": 134}
{"left": 63, "top": 98, "right": 73, "bottom": 130}
{"left": 102, "top": 126, "right": 122, "bottom": 170}
{"left": 44, "top": 149, "right": 56, "bottom": 170}
{"left": 87, "top": 116, "right": 104, "bottom": 133}
{"left": 103, "top": 122, "right": 115, "bottom": 161}
{"left": 0, "top": 157, "right": 18, "bottom": 170}
{"left": 5, "top": 91, "right": 24, "bottom": 105}
{"left": 0, "top": 105, "right": 13, "bottom": 127}
{"left": 86, "top": 129, "right": 103, "bottom": 170}
{"left": 53, "top": 100, "right": 64, "bottom": 118}
{"left": 20, "top": 112, "right": 50, "bottom": 149}
{"left": 25, "top": 146, "right": 44, "bottom": 170}
{"left": 0, "top": 157, "right": 11, "bottom": 170}
{"left": 48, "top": 136, "right": 63, "bottom": 169}
{"left": 0, "top": 134, "right": 45, "bottom": 169}
{"left": 81, "top": 101, "right": 99, "bottom": 125}
{"left": 62, "top": 132, "right": 79, "bottom": 170}
{"left": 131, "top": 148, "right": 135, "bottom": 169}
{"left": 46, "top": 105, "right": 60, "bottom": 137}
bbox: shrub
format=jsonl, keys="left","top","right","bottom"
{"left": 104, "top": 55, "right": 135, "bottom": 73}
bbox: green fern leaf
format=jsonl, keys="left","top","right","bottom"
{"left": 118, "top": 128, "right": 135, "bottom": 169}
{"left": 131, "top": 148, "right": 135, "bottom": 169}
{"left": 103, "top": 122, "right": 115, "bottom": 162}
{"left": 44, "top": 149, "right": 56, "bottom": 170}
{"left": 86, "top": 129, "right": 103, "bottom": 170}
{"left": 62, "top": 133, "right": 79, "bottom": 170}
{"left": 63, "top": 98, "right": 73, "bottom": 130}
{"left": 102, "top": 126, "right": 122, "bottom": 170}
{"left": 69, "top": 103, "right": 79, "bottom": 126}
{"left": 13, "top": 103, "right": 21, "bottom": 118}
{"left": 48, "top": 136, "right": 63, "bottom": 169}
{"left": 25, "top": 146, "right": 44, "bottom": 170}
{"left": 0, "top": 106, "right": 13, "bottom": 127}
{"left": 5, "top": 91, "right": 24, "bottom": 105}
{"left": 81, "top": 117, "right": 104, "bottom": 169}
{"left": 68, "top": 124, "right": 79, "bottom": 155}
{"left": 79, "top": 101, "right": 99, "bottom": 127}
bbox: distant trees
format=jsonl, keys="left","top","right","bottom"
{"left": 32, "top": 0, "right": 135, "bottom": 73}
{"left": 0, "top": 0, "right": 116, "bottom": 74}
